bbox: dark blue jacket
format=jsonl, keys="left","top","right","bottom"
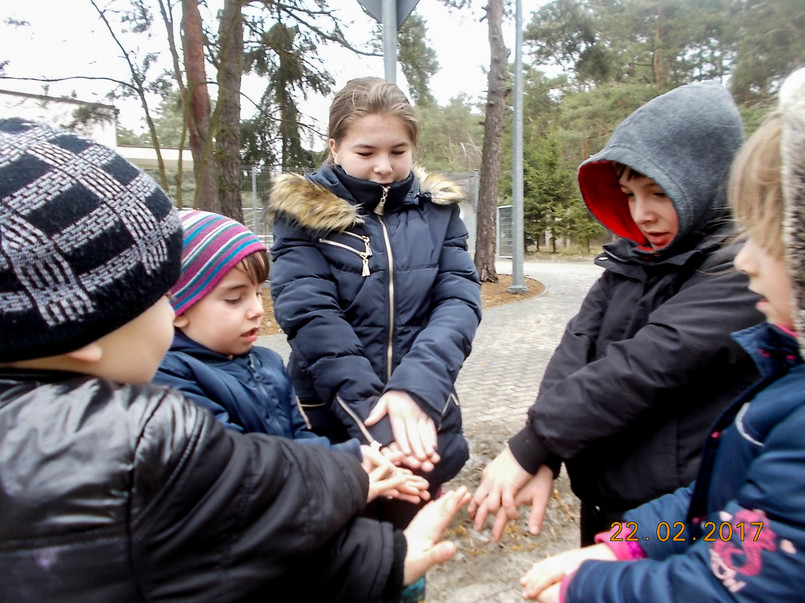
{"left": 567, "top": 323, "right": 805, "bottom": 600}
{"left": 153, "top": 330, "right": 361, "bottom": 458}
{"left": 268, "top": 165, "right": 481, "bottom": 487}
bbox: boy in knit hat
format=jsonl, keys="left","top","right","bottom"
{"left": 0, "top": 118, "right": 469, "bottom": 601}
{"left": 154, "top": 209, "right": 429, "bottom": 503}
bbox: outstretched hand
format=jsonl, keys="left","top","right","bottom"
{"left": 403, "top": 486, "right": 472, "bottom": 585}
{"left": 520, "top": 543, "right": 615, "bottom": 600}
{"left": 468, "top": 445, "right": 534, "bottom": 540}
{"left": 365, "top": 390, "right": 440, "bottom": 472}
{"left": 360, "top": 445, "right": 430, "bottom": 504}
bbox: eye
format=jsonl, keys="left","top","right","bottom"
{"left": 620, "top": 189, "right": 634, "bottom": 198}
{"left": 357, "top": 152, "right": 372, "bottom": 157}
{"left": 225, "top": 297, "right": 242, "bottom": 305}
{"left": 392, "top": 150, "right": 406, "bottom": 156}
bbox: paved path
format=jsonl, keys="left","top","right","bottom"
{"left": 257, "top": 259, "right": 603, "bottom": 436}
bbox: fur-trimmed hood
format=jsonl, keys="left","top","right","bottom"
{"left": 781, "top": 68, "right": 805, "bottom": 355}
{"left": 267, "top": 165, "right": 465, "bottom": 233}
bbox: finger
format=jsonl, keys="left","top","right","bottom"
{"left": 404, "top": 418, "right": 428, "bottom": 460}
{"left": 501, "top": 488, "right": 519, "bottom": 521}
{"left": 364, "top": 398, "right": 388, "bottom": 427}
{"left": 528, "top": 498, "right": 547, "bottom": 535}
{"left": 390, "top": 416, "right": 412, "bottom": 456}
{"left": 491, "top": 507, "right": 509, "bottom": 542}
{"left": 472, "top": 500, "right": 490, "bottom": 531}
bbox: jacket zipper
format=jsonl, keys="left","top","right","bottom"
{"left": 336, "top": 394, "right": 381, "bottom": 447}
{"left": 378, "top": 216, "right": 395, "bottom": 381}
{"left": 318, "top": 232, "right": 373, "bottom": 277}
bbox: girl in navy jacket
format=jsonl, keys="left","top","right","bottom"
{"left": 268, "top": 77, "right": 482, "bottom": 527}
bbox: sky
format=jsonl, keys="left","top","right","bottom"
{"left": 0, "top": 1, "right": 517, "bottom": 135}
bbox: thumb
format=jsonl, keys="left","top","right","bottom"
{"left": 364, "top": 397, "right": 388, "bottom": 426}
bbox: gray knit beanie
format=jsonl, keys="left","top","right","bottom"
{"left": 0, "top": 118, "right": 182, "bottom": 362}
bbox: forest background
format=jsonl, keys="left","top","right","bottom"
{"left": 1, "top": 0, "right": 804, "bottom": 282}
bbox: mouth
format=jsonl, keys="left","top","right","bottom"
{"left": 643, "top": 231, "right": 671, "bottom": 248}
{"left": 242, "top": 327, "right": 259, "bottom": 342}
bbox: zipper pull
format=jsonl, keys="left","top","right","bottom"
{"left": 374, "top": 186, "right": 389, "bottom": 215}
{"left": 361, "top": 236, "right": 372, "bottom": 277}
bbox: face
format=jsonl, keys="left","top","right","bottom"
{"left": 329, "top": 113, "right": 413, "bottom": 184}
{"left": 619, "top": 172, "right": 679, "bottom": 249}
{"left": 734, "top": 237, "right": 793, "bottom": 329}
{"left": 98, "top": 295, "right": 176, "bottom": 383}
{"left": 174, "top": 264, "right": 264, "bottom": 357}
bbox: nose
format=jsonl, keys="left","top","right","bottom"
{"left": 248, "top": 293, "right": 264, "bottom": 320}
{"left": 734, "top": 240, "right": 754, "bottom": 275}
{"left": 373, "top": 154, "right": 392, "bottom": 176}
{"left": 630, "top": 194, "right": 656, "bottom": 224}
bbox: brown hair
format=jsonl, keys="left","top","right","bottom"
{"left": 326, "top": 76, "right": 419, "bottom": 164}
{"left": 729, "top": 114, "right": 784, "bottom": 259}
{"left": 239, "top": 250, "right": 270, "bottom": 285}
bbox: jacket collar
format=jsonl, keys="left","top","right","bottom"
{"left": 732, "top": 322, "right": 803, "bottom": 379}
{"left": 267, "top": 164, "right": 465, "bottom": 234}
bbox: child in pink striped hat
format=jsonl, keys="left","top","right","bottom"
{"left": 154, "top": 209, "right": 428, "bottom": 504}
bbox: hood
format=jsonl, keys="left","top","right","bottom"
{"left": 781, "top": 68, "right": 805, "bottom": 355}
{"left": 267, "top": 165, "right": 465, "bottom": 233}
{"left": 578, "top": 81, "right": 745, "bottom": 255}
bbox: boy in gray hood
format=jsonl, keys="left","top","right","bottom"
{"left": 471, "top": 81, "right": 765, "bottom": 544}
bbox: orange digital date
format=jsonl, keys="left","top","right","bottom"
{"left": 609, "top": 520, "right": 764, "bottom": 542}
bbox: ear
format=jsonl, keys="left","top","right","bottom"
{"left": 65, "top": 343, "right": 104, "bottom": 364}
{"left": 173, "top": 314, "right": 189, "bottom": 329}
{"left": 328, "top": 138, "right": 338, "bottom": 163}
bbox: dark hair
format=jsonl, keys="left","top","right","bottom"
{"left": 611, "top": 162, "right": 645, "bottom": 181}
{"left": 240, "top": 250, "right": 270, "bottom": 284}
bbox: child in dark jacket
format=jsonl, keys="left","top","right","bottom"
{"left": 154, "top": 208, "right": 428, "bottom": 504}
{"left": 471, "top": 80, "right": 765, "bottom": 544}
{"left": 268, "top": 77, "right": 482, "bottom": 528}
{"left": 0, "top": 118, "right": 470, "bottom": 602}
{"left": 519, "top": 68, "right": 805, "bottom": 602}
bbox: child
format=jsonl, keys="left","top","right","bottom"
{"left": 0, "top": 118, "right": 470, "bottom": 601}
{"left": 268, "top": 77, "right": 482, "bottom": 525}
{"left": 153, "top": 208, "right": 428, "bottom": 503}
{"left": 471, "top": 80, "right": 765, "bottom": 544}
{"left": 519, "top": 69, "right": 805, "bottom": 602}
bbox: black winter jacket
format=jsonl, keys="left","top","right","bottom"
{"left": 268, "top": 165, "right": 481, "bottom": 488}
{"left": 508, "top": 81, "right": 764, "bottom": 511}
{"left": 0, "top": 370, "right": 404, "bottom": 601}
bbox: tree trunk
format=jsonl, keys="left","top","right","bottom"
{"left": 474, "top": 0, "right": 509, "bottom": 282}
{"left": 214, "top": 0, "right": 244, "bottom": 222}
{"left": 181, "top": 0, "right": 219, "bottom": 212}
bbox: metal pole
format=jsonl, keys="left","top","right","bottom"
{"left": 251, "top": 166, "right": 258, "bottom": 235}
{"left": 509, "top": 0, "right": 527, "bottom": 293}
{"left": 382, "top": 0, "right": 397, "bottom": 82}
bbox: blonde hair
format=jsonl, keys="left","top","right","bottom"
{"left": 326, "top": 76, "right": 419, "bottom": 164}
{"left": 729, "top": 114, "right": 784, "bottom": 259}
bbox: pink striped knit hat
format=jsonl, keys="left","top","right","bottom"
{"left": 171, "top": 210, "right": 266, "bottom": 316}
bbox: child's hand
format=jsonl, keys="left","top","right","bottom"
{"left": 519, "top": 544, "right": 615, "bottom": 600}
{"left": 365, "top": 390, "right": 440, "bottom": 472}
{"left": 402, "top": 486, "right": 471, "bottom": 585}
{"left": 361, "top": 445, "right": 430, "bottom": 503}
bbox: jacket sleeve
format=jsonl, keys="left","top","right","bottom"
{"left": 508, "top": 260, "right": 760, "bottom": 473}
{"left": 385, "top": 203, "right": 482, "bottom": 419}
{"left": 565, "top": 402, "right": 805, "bottom": 601}
{"left": 129, "top": 387, "right": 399, "bottom": 602}
{"left": 270, "top": 216, "right": 386, "bottom": 443}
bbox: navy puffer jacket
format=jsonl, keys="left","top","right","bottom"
{"left": 268, "top": 164, "right": 481, "bottom": 487}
